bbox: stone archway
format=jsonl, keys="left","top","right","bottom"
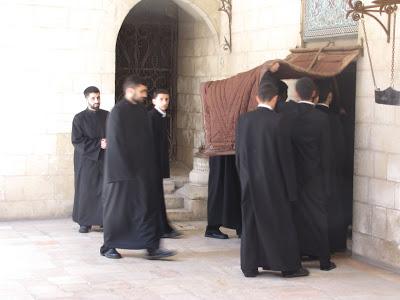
{"left": 100, "top": 0, "right": 221, "bottom": 167}
{"left": 98, "top": 0, "right": 223, "bottom": 220}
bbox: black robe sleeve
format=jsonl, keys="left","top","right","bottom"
{"left": 277, "top": 115, "right": 298, "bottom": 202}
{"left": 71, "top": 115, "right": 101, "bottom": 161}
{"left": 148, "top": 111, "right": 162, "bottom": 174}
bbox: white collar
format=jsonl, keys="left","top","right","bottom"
{"left": 155, "top": 107, "right": 166, "bottom": 118}
{"left": 257, "top": 103, "right": 274, "bottom": 111}
{"left": 299, "top": 100, "right": 315, "bottom": 106}
{"left": 316, "top": 103, "right": 329, "bottom": 108}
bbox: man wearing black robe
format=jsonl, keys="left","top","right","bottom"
{"left": 72, "top": 86, "right": 108, "bottom": 233}
{"left": 315, "top": 80, "right": 347, "bottom": 252}
{"left": 100, "top": 76, "right": 176, "bottom": 260}
{"left": 205, "top": 155, "right": 242, "bottom": 239}
{"left": 148, "top": 89, "right": 181, "bottom": 239}
{"left": 290, "top": 77, "right": 336, "bottom": 271}
{"left": 236, "top": 78, "right": 309, "bottom": 278}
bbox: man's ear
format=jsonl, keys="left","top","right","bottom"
{"left": 152, "top": 99, "right": 156, "bottom": 105}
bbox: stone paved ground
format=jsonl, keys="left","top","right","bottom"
{"left": 1, "top": 219, "right": 400, "bottom": 300}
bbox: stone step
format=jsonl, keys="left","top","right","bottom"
{"left": 171, "top": 176, "right": 189, "bottom": 189}
{"left": 166, "top": 208, "right": 196, "bottom": 222}
{"left": 165, "top": 194, "right": 184, "bottom": 209}
{"left": 163, "top": 180, "right": 176, "bottom": 194}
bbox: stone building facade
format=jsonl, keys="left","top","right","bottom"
{"left": 0, "top": 0, "right": 399, "bottom": 271}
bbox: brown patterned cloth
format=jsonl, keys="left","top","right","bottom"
{"left": 200, "top": 64, "right": 266, "bottom": 156}
{"left": 200, "top": 47, "right": 361, "bottom": 156}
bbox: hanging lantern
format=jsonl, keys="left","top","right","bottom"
{"left": 347, "top": 0, "right": 400, "bottom": 106}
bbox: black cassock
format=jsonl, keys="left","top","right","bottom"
{"left": 102, "top": 99, "right": 162, "bottom": 251}
{"left": 280, "top": 99, "right": 299, "bottom": 114}
{"left": 291, "top": 103, "right": 332, "bottom": 264}
{"left": 316, "top": 104, "right": 347, "bottom": 251}
{"left": 148, "top": 108, "right": 173, "bottom": 234}
{"left": 236, "top": 107, "right": 301, "bottom": 273}
{"left": 208, "top": 155, "right": 242, "bottom": 231}
{"left": 71, "top": 108, "right": 108, "bottom": 227}
{"left": 148, "top": 108, "right": 170, "bottom": 178}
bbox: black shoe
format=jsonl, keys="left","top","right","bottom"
{"left": 282, "top": 268, "right": 310, "bottom": 278}
{"left": 320, "top": 261, "right": 336, "bottom": 271}
{"left": 79, "top": 225, "right": 91, "bottom": 233}
{"left": 205, "top": 229, "right": 229, "bottom": 239}
{"left": 146, "top": 248, "right": 177, "bottom": 260}
{"left": 162, "top": 230, "right": 183, "bottom": 239}
{"left": 236, "top": 229, "right": 242, "bottom": 238}
{"left": 243, "top": 269, "right": 259, "bottom": 278}
{"left": 101, "top": 248, "right": 122, "bottom": 259}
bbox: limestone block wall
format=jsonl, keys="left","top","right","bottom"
{"left": 176, "top": 9, "right": 219, "bottom": 167}
{"left": 352, "top": 17, "right": 400, "bottom": 270}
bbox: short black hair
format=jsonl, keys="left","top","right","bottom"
{"left": 122, "top": 75, "right": 147, "bottom": 92}
{"left": 278, "top": 80, "right": 288, "bottom": 101}
{"left": 83, "top": 86, "right": 100, "bottom": 98}
{"left": 153, "top": 88, "right": 170, "bottom": 99}
{"left": 258, "top": 80, "right": 279, "bottom": 102}
{"left": 295, "top": 77, "right": 316, "bottom": 100}
{"left": 316, "top": 79, "right": 333, "bottom": 103}
{"left": 260, "top": 72, "right": 288, "bottom": 100}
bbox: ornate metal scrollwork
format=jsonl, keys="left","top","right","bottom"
{"left": 347, "top": 0, "right": 399, "bottom": 42}
{"left": 219, "top": 0, "right": 232, "bottom": 52}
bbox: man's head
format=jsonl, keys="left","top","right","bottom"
{"left": 84, "top": 86, "right": 100, "bottom": 111}
{"left": 257, "top": 79, "right": 279, "bottom": 108}
{"left": 152, "top": 89, "right": 170, "bottom": 112}
{"left": 123, "top": 75, "right": 148, "bottom": 103}
{"left": 295, "top": 77, "right": 317, "bottom": 102}
{"left": 316, "top": 79, "right": 333, "bottom": 106}
{"left": 278, "top": 80, "right": 288, "bottom": 102}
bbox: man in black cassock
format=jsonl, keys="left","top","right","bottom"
{"left": 236, "top": 78, "right": 309, "bottom": 278}
{"left": 290, "top": 77, "right": 336, "bottom": 271}
{"left": 205, "top": 155, "right": 242, "bottom": 239}
{"left": 315, "top": 80, "right": 347, "bottom": 252}
{"left": 100, "top": 76, "right": 176, "bottom": 260}
{"left": 148, "top": 89, "right": 182, "bottom": 239}
{"left": 72, "top": 86, "right": 108, "bottom": 234}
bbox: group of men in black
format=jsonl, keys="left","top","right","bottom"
{"left": 72, "top": 76, "right": 180, "bottom": 260}
{"left": 205, "top": 71, "right": 350, "bottom": 278}
{"left": 72, "top": 72, "right": 349, "bottom": 277}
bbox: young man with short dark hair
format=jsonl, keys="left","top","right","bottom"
{"left": 291, "top": 77, "right": 336, "bottom": 271}
{"left": 72, "top": 86, "right": 108, "bottom": 233}
{"left": 148, "top": 89, "right": 182, "bottom": 239}
{"left": 100, "top": 76, "right": 176, "bottom": 260}
{"left": 236, "top": 78, "right": 308, "bottom": 278}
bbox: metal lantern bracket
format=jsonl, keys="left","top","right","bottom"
{"left": 219, "top": 0, "right": 232, "bottom": 52}
{"left": 347, "top": 0, "right": 400, "bottom": 106}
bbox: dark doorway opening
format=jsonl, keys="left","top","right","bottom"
{"left": 334, "top": 62, "right": 356, "bottom": 239}
{"left": 115, "top": 0, "right": 178, "bottom": 159}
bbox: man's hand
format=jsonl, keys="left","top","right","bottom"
{"left": 270, "top": 62, "right": 280, "bottom": 73}
{"left": 101, "top": 138, "right": 107, "bottom": 149}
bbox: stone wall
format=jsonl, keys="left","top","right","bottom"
{"left": 352, "top": 17, "right": 400, "bottom": 270}
{"left": 176, "top": 9, "right": 219, "bottom": 167}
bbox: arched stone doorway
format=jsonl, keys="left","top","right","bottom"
{"left": 113, "top": 0, "right": 221, "bottom": 170}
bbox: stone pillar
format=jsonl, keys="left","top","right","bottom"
{"left": 189, "top": 153, "right": 209, "bottom": 185}
{"left": 177, "top": 152, "right": 209, "bottom": 219}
